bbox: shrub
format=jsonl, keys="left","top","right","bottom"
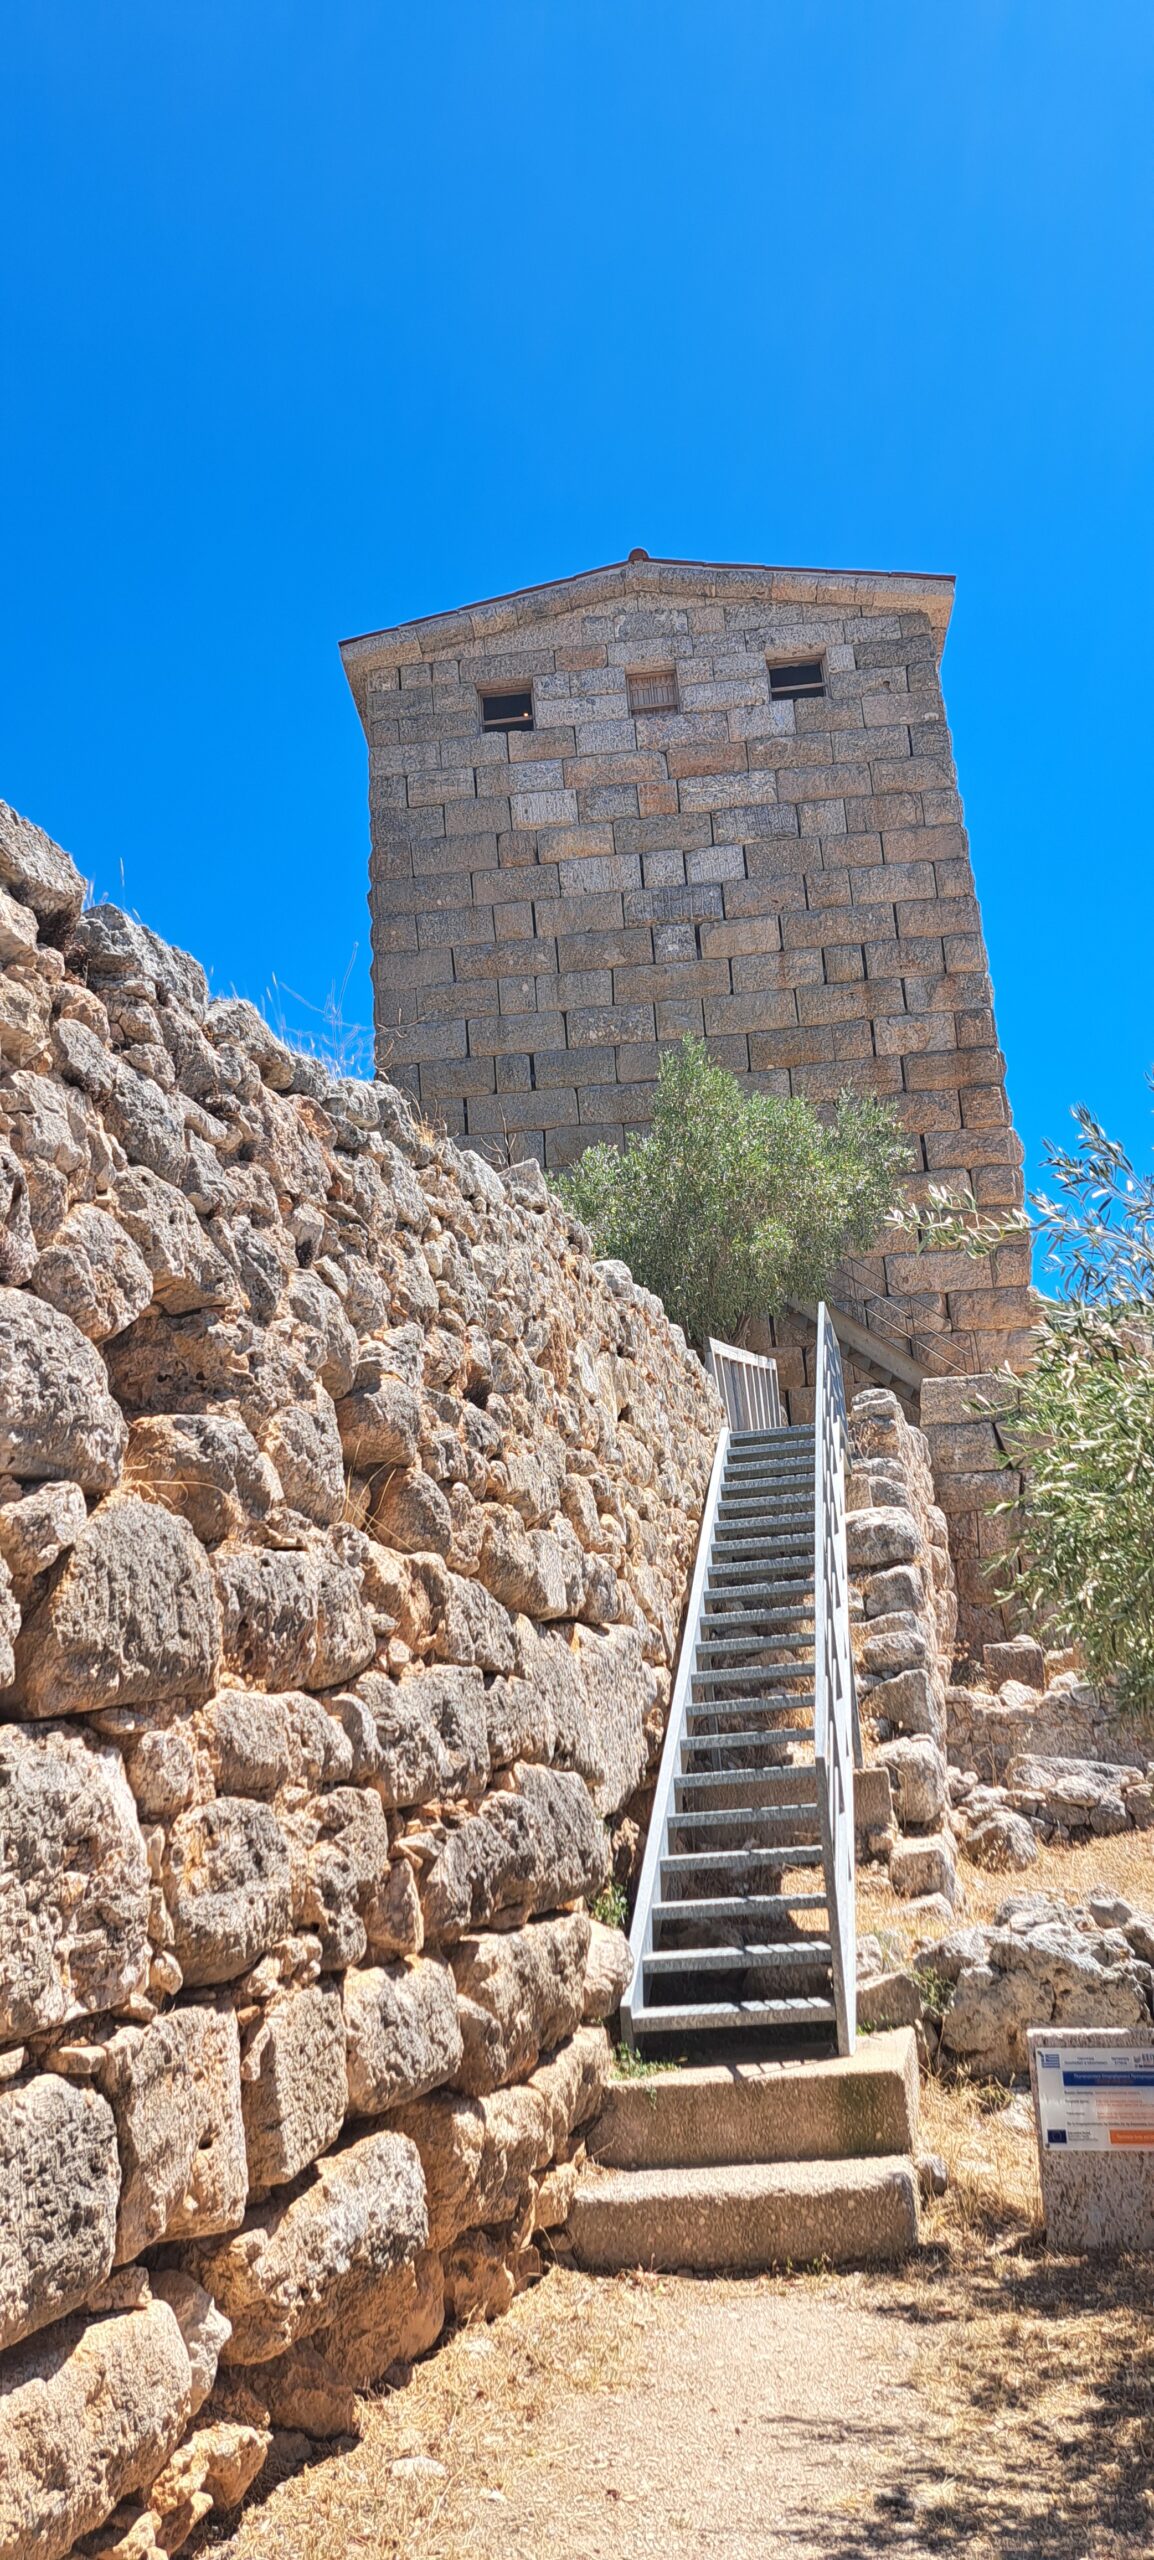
{"left": 1006, "top": 1303, "right": 1154, "bottom": 1704}
{"left": 911, "top": 1095, "right": 1154, "bottom": 1708}
{"left": 553, "top": 1038, "right": 908, "bottom": 1349}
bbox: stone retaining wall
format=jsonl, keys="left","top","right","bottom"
{"left": 919, "top": 1371, "right": 1024, "bottom": 1656}
{"left": 0, "top": 799, "right": 720, "bottom": 2560}
{"left": 848, "top": 1388, "right": 960, "bottom": 1917}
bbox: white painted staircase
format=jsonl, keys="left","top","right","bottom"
{"left": 621, "top": 1308, "right": 860, "bottom": 2059}
{"left": 580, "top": 1311, "right": 922, "bottom": 2270}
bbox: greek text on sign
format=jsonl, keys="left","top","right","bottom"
{"left": 1035, "top": 2045, "right": 1154, "bottom": 2151}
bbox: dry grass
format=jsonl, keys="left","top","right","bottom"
{"left": 200, "top": 2269, "right": 653, "bottom": 2560}
{"left": 857, "top": 1824, "right": 1154, "bottom": 1957}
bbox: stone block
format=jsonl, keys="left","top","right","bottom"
{"left": 241, "top": 1982, "right": 349, "bottom": 2195}
{"left": 186, "top": 2126, "right": 428, "bottom": 2365}
{"left": 0, "top": 2298, "right": 192, "bottom": 2560}
{"left": 0, "top": 2077, "right": 119, "bottom": 2350}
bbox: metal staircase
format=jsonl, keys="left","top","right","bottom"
{"left": 621, "top": 1306, "right": 862, "bottom": 2058}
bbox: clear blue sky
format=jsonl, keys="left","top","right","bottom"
{"left": 2, "top": 4, "right": 1152, "bottom": 1198}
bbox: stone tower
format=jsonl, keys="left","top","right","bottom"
{"left": 341, "top": 553, "right": 1031, "bottom": 1389}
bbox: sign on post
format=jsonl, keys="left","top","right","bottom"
{"left": 1029, "top": 2027, "right": 1154, "bottom": 2250}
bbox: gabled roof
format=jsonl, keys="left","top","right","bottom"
{"left": 339, "top": 552, "right": 955, "bottom": 720}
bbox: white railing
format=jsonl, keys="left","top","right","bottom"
{"left": 619, "top": 1422, "right": 730, "bottom": 2051}
{"left": 812, "top": 1302, "right": 864, "bottom": 2056}
{"left": 705, "top": 1337, "right": 782, "bottom": 1432}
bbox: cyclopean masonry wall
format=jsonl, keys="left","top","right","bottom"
{"left": 0, "top": 798, "right": 721, "bottom": 2560}
{"left": 341, "top": 552, "right": 1031, "bottom": 1378}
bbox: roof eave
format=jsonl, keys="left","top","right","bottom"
{"left": 338, "top": 553, "right": 956, "bottom": 724}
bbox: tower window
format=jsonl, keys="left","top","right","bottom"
{"left": 627, "top": 667, "right": 679, "bottom": 715}
{"left": 480, "top": 687, "right": 534, "bottom": 732}
{"left": 768, "top": 657, "right": 826, "bottom": 702}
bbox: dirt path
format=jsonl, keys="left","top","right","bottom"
{"left": 446, "top": 2277, "right": 928, "bottom": 2560}
{"left": 206, "top": 2269, "right": 939, "bottom": 2560}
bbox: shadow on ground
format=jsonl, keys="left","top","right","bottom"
{"left": 818, "top": 2248, "right": 1154, "bottom": 2558}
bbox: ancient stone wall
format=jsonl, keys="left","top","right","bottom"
{"left": 0, "top": 798, "right": 720, "bottom": 2560}
{"left": 919, "top": 1371, "right": 1024, "bottom": 1655}
{"left": 847, "top": 1388, "right": 960, "bottom": 1918}
{"left": 342, "top": 554, "right": 1031, "bottom": 1374}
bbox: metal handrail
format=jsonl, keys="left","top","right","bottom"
{"left": 619, "top": 1422, "right": 730, "bottom": 2051}
{"left": 813, "top": 1303, "right": 863, "bottom": 2056}
{"left": 705, "top": 1337, "right": 782, "bottom": 1431}
{"left": 834, "top": 1254, "right": 980, "bottom": 1379}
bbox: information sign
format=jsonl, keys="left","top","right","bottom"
{"left": 1034, "top": 2044, "right": 1154, "bottom": 2153}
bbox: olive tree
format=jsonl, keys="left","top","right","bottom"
{"left": 553, "top": 1037, "right": 909, "bottom": 1351}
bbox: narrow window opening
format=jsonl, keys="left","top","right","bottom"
{"left": 627, "top": 667, "right": 679, "bottom": 715}
{"left": 768, "top": 657, "right": 826, "bottom": 702}
{"left": 480, "top": 687, "right": 534, "bottom": 732}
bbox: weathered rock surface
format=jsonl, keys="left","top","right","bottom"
{"left": 0, "top": 1724, "right": 151, "bottom": 2038}
{"left": 0, "top": 2298, "right": 192, "bottom": 2560}
{"left": 240, "top": 1983, "right": 349, "bottom": 2194}
{"left": 925, "top": 1891, "right": 1154, "bottom": 2079}
{"left": 0, "top": 821, "right": 722, "bottom": 2556}
{"left": 416, "top": 1763, "right": 607, "bottom": 1943}
{"left": 94, "top": 2005, "right": 247, "bottom": 2259}
{"left": 0, "top": 1287, "right": 126, "bottom": 1489}
{"left": 184, "top": 2128, "right": 428, "bottom": 2362}
{"left": 162, "top": 1799, "right": 293, "bottom": 1986}
{"left": 343, "top": 1958, "right": 463, "bottom": 2116}
{"left": 450, "top": 1911, "right": 590, "bottom": 2094}
{"left": 0, "top": 2077, "right": 120, "bottom": 2349}
{"left": 16, "top": 1498, "right": 221, "bottom": 1720}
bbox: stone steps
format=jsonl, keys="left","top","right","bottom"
{"left": 567, "top": 2154, "right": 919, "bottom": 2271}
{"left": 568, "top": 2031, "right": 922, "bottom": 2270}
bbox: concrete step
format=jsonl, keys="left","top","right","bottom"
{"left": 568, "top": 2152, "right": 919, "bottom": 2271}
{"left": 591, "top": 2030, "right": 919, "bottom": 2169}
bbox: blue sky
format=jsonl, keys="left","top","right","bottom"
{"left": 2, "top": 3, "right": 1152, "bottom": 1201}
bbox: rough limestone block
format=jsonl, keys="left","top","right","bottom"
{"left": 846, "top": 1505, "right": 921, "bottom": 1571}
{"left": 0, "top": 798, "right": 86, "bottom": 924}
{"left": 876, "top": 1736, "right": 947, "bottom": 1827}
{"left": 868, "top": 1665, "right": 941, "bottom": 1739}
{"left": 0, "top": 2076, "right": 120, "bottom": 2349}
{"left": 123, "top": 1410, "right": 280, "bottom": 1546}
{"left": 417, "top": 1762, "right": 608, "bottom": 1944}
{"left": 96, "top": 2005, "right": 247, "bottom": 2259}
{"left": 215, "top": 1545, "right": 374, "bottom": 1692}
{"left": 310, "top": 2244, "right": 445, "bottom": 2388}
{"left": 184, "top": 2126, "right": 428, "bottom": 2364}
{"left": 0, "top": 1286, "right": 126, "bottom": 1489}
{"left": 0, "top": 2298, "right": 192, "bottom": 2560}
{"left": 30, "top": 1205, "right": 154, "bottom": 1345}
{"left": 148, "top": 2271, "right": 231, "bottom": 2414}
{"left": 350, "top": 1664, "right": 490, "bottom": 1809}
{"left": 450, "top": 1910, "right": 591, "bottom": 2093}
{"left": 15, "top": 1496, "right": 221, "bottom": 1719}
{"left": 162, "top": 1799, "right": 293, "bottom": 1987}
{"left": 0, "top": 1477, "right": 87, "bottom": 1596}
{"left": 889, "top": 1831, "right": 957, "bottom": 1903}
{"left": 113, "top": 1166, "right": 238, "bottom": 1315}
{"left": 344, "top": 1957, "right": 463, "bottom": 2115}
{"left": 241, "top": 1982, "right": 349, "bottom": 2194}
{"left": 582, "top": 1920, "right": 634, "bottom": 2022}
{"left": 0, "top": 1723, "right": 151, "bottom": 2039}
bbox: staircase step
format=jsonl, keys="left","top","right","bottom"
{"left": 675, "top": 1781, "right": 818, "bottom": 1802}
{"left": 590, "top": 2033, "right": 920, "bottom": 2171}
{"left": 660, "top": 1846, "right": 825, "bottom": 1882}
{"left": 629, "top": 1990, "right": 836, "bottom": 2028}
{"left": 643, "top": 1941, "right": 833, "bottom": 1974}
{"left": 692, "top": 1662, "right": 813, "bottom": 1689}
{"left": 651, "top": 1891, "right": 827, "bottom": 1926}
{"left": 569, "top": 2155, "right": 918, "bottom": 2271}
{"left": 682, "top": 1727, "right": 815, "bottom": 1758}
